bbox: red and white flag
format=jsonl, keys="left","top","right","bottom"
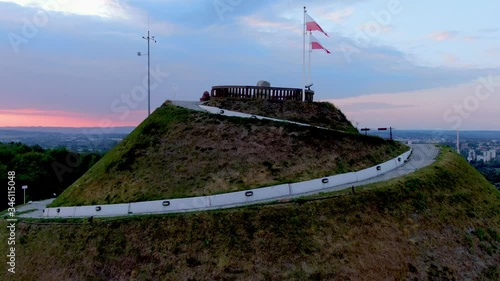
{"left": 306, "top": 13, "right": 328, "bottom": 37}
{"left": 310, "top": 34, "right": 331, "bottom": 54}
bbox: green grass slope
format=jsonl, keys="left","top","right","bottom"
{"left": 206, "top": 98, "right": 359, "bottom": 133}
{"left": 49, "top": 101, "right": 406, "bottom": 207}
{"left": 1, "top": 148, "right": 499, "bottom": 280}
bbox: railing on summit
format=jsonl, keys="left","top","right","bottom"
{"left": 211, "top": 85, "right": 314, "bottom": 102}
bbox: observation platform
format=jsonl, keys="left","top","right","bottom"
{"left": 211, "top": 85, "right": 314, "bottom": 102}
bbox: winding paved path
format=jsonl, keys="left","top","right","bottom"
{"left": 17, "top": 102, "right": 439, "bottom": 218}
{"left": 310, "top": 143, "right": 439, "bottom": 195}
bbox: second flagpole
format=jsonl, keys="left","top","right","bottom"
{"left": 302, "top": 6, "right": 306, "bottom": 101}
{"left": 308, "top": 31, "right": 311, "bottom": 87}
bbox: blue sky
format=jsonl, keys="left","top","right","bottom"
{"left": 0, "top": 0, "right": 499, "bottom": 129}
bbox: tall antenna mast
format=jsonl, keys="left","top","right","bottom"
{"left": 137, "top": 16, "right": 156, "bottom": 116}
{"left": 456, "top": 129, "right": 460, "bottom": 154}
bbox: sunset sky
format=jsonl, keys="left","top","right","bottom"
{"left": 0, "top": 0, "right": 499, "bottom": 129}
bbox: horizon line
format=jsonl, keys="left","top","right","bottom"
{"left": 1, "top": 126, "right": 500, "bottom": 131}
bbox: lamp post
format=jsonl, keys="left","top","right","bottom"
{"left": 138, "top": 30, "right": 156, "bottom": 116}
{"left": 377, "top": 127, "right": 394, "bottom": 140}
{"left": 22, "top": 185, "right": 27, "bottom": 205}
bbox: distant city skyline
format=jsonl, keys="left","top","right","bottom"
{"left": 0, "top": 0, "right": 499, "bottom": 129}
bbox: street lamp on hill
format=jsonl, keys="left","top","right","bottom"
{"left": 137, "top": 30, "right": 156, "bottom": 116}
{"left": 22, "top": 185, "right": 27, "bottom": 204}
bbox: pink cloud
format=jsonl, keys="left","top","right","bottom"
{"left": 239, "top": 15, "right": 300, "bottom": 34}
{"left": 0, "top": 108, "right": 147, "bottom": 127}
{"left": 0, "top": 108, "right": 79, "bottom": 116}
{"left": 323, "top": 8, "right": 354, "bottom": 24}
{"left": 442, "top": 53, "right": 459, "bottom": 64}
{"left": 324, "top": 77, "right": 500, "bottom": 130}
{"left": 427, "top": 31, "right": 457, "bottom": 41}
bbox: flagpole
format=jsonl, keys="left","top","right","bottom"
{"left": 308, "top": 31, "right": 312, "bottom": 86}
{"left": 302, "top": 6, "right": 306, "bottom": 101}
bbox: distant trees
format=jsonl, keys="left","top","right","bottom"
{"left": 1, "top": 142, "right": 102, "bottom": 208}
{"left": 470, "top": 158, "right": 500, "bottom": 186}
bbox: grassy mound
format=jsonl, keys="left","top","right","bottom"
{"left": 49, "top": 101, "right": 406, "bottom": 206}
{"left": 2, "top": 148, "right": 499, "bottom": 280}
{"left": 205, "top": 98, "right": 358, "bottom": 133}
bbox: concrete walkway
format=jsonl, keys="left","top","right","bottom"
{"left": 305, "top": 143, "right": 439, "bottom": 195}
{"left": 17, "top": 199, "right": 54, "bottom": 218}
{"left": 172, "top": 100, "right": 205, "bottom": 112}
